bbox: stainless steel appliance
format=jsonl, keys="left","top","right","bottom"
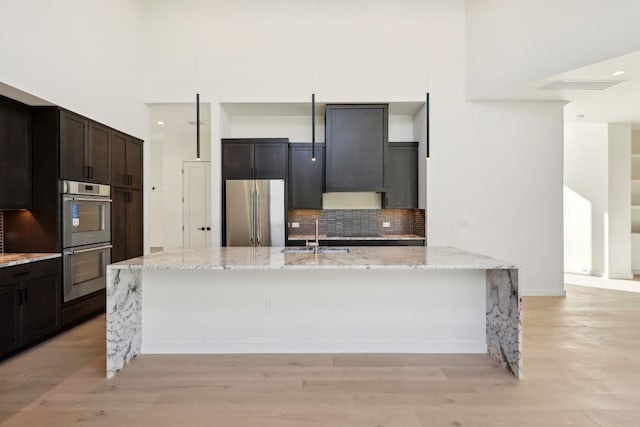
{"left": 225, "top": 179, "right": 285, "bottom": 246}
{"left": 61, "top": 180, "right": 112, "bottom": 302}
{"left": 62, "top": 180, "right": 111, "bottom": 247}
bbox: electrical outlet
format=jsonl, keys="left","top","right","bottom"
{"left": 382, "top": 222, "right": 391, "bottom": 228}
{"left": 265, "top": 298, "right": 273, "bottom": 313}
{"left": 458, "top": 217, "right": 471, "bottom": 227}
{"left": 291, "top": 222, "right": 300, "bottom": 228}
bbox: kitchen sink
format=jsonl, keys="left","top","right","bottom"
{"left": 281, "top": 247, "right": 350, "bottom": 254}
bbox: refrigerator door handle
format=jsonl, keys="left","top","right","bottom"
{"left": 256, "top": 190, "right": 261, "bottom": 246}
{"left": 249, "top": 189, "right": 255, "bottom": 244}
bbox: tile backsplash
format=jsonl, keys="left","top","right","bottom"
{"left": 288, "top": 208, "right": 425, "bottom": 238}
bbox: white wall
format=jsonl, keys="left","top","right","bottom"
{"left": 607, "top": 124, "right": 631, "bottom": 279}
{"left": 564, "top": 123, "right": 632, "bottom": 279}
{"left": 466, "top": 0, "right": 640, "bottom": 99}
{"left": 564, "top": 124, "right": 609, "bottom": 275}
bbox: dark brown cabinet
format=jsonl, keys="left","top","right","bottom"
{"left": 60, "top": 110, "right": 110, "bottom": 184}
{"left": 384, "top": 142, "right": 419, "bottom": 208}
{"left": 325, "top": 104, "right": 388, "bottom": 192}
{"left": 0, "top": 96, "right": 31, "bottom": 209}
{"left": 112, "top": 187, "right": 143, "bottom": 263}
{"left": 288, "top": 143, "right": 325, "bottom": 209}
{"left": 112, "top": 131, "right": 143, "bottom": 189}
{"left": 222, "top": 138, "right": 288, "bottom": 179}
{"left": 0, "top": 259, "right": 61, "bottom": 358}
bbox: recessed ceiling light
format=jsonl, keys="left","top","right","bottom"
{"left": 612, "top": 70, "right": 625, "bottom": 76}
{"left": 157, "top": 121, "right": 165, "bottom": 125}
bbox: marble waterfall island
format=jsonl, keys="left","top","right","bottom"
{"left": 107, "top": 246, "right": 521, "bottom": 379}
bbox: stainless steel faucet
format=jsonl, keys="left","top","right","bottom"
{"left": 306, "top": 219, "right": 320, "bottom": 253}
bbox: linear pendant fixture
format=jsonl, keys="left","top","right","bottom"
{"left": 196, "top": 93, "right": 201, "bottom": 160}
{"left": 426, "top": 92, "right": 430, "bottom": 158}
{"left": 311, "top": 93, "right": 316, "bottom": 161}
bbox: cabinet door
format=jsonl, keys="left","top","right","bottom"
{"left": 222, "top": 143, "right": 254, "bottom": 179}
{"left": 88, "top": 121, "right": 111, "bottom": 184}
{"left": 111, "top": 187, "right": 128, "bottom": 263}
{"left": 289, "top": 144, "right": 325, "bottom": 209}
{"left": 127, "top": 189, "right": 144, "bottom": 259}
{"left": 60, "top": 110, "right": 89, "bottom": 182}
{"left": 19, "top": 273, "right": 60, "bottom": 345}
{"left": 127, "top": 137, "right": 143, "bottom": 190}
{"left": 111, "top": 131, "right": 128, "bottom": 187}
{"left": 385, "top": 142, "right": 418, "bottom": 208}
{"left": 325, "top": 105, "right": 387, "bottom": 192}
{"left": 0, "top": 97, "right": 31, "bottom": 209}
{"left": 255, "top": 143, "right": 287, "bottom": 179}
{"left": 0, "top": 284, "right": 19, "bottom": 357}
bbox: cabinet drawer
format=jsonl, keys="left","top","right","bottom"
{"left": 0, "top": 259, "right": 61, "bottom": 284}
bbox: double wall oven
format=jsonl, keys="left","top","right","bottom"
{"left": 61, "top": 180, "right": 112, "bottom": 303}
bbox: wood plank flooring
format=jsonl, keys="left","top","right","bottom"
{"left": 1, "top": 284, "right": 640, "bottom": 426}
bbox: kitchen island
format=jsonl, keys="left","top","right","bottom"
{"left": 106, "top": 246, "right": 520, "bottom": 379}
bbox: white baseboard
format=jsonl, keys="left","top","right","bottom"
{"left": 606, "top": 273, "right": 634, "bottom": 280}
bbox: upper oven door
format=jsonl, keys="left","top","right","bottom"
{"left": 62, "top": 194, "right": 112, "bottom": 247}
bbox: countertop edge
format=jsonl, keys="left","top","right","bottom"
{"left": 0, "top": 253, "right": 62, "bottom": 269}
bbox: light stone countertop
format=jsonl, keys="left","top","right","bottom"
{"left": 0, "top": 253, "right": 61, "bottom": 269}
{"left": 110, "top": 246, "right": 517, "bottom": 271}
{"left": 288, "top": 234, "right": 425, "bottom": 241}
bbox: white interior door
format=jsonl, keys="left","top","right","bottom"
{"left": 182, "top": 161, "right": 211, "bottom": 248}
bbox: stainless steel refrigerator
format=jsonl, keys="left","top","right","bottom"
{"left": 225, "top": 179, "right": 285, "bottom": 246}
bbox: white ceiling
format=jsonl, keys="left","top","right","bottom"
{"left": 148, "top": 103, "right": 211, "bottom": 141}
{"left": 508, "top": 49, "right": 640, "bottom": 125}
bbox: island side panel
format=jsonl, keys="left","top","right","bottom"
{"left": 486, "top": 268, "right": 521, "bottom": 378}
{"left": 106, "top": 267, "right": 142, "bottom": 379}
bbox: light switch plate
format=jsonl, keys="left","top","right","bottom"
{"left": 382, "top": 222, "right": 391, "bottom": 228}
{"left": 292, "top": 222, "right": 300, "bottom": 228}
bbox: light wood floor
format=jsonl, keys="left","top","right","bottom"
{"left": 1, "top": 284, "right": 639, "bottom": 426}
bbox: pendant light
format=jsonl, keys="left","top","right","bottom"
{"left": 426, "top": 92, "right": 430, "bottom": 158}
{"left": 311, "top": 93, "right": 316, "bottom": 161}
{"left": 196, "top": 93, "right": 201, "bottom": 160}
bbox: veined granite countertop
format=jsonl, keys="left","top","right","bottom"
{"left": 111, "top": 246, "right": 517, "bottom": 271}
{"left": 288, "top": 234, "right": 425, "bottom": 241}
{"left": 0, "top": 253, "right": 61, "bottom": 268}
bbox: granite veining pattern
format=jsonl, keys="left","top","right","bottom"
{"left": 486, "top": 269, "right": 521, "bottom": 378}
{"left": 0, "top": 253, "right": 61, "bottom": 268}
{"left": 106, "top": 267, "right": 142, "bottom": 379}
{"left": 110, "top": 246, "right": 517, "bottom": 271}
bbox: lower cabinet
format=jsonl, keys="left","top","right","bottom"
{"left": 112, "top": 187, "right": 143, "bottom": 263}
{"left": 0, "top": 259, "right": 61, "bottom": 358}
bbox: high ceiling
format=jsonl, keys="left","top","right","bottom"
{"left": 508, "top": 50, "right": 640, "bottom": 125}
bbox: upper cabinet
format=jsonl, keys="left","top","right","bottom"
{"left": 384, "top": 142, "right": 418, "bottom": 208}
{"left": 111, "top": 131, "right": 143, "bottom": 189}
{"left": 60, "top": 110, "right": 110, "bottom": 184}
{"left": 0, "top": 96, "right": 31, "bottom": 209}
{"left": 289, "top": 143, "right": 325, "bottom": 209}
{"left": 325, "top": 104, "right": 388, "bottom": 192}
{"left": 222, "top": 138, "right": 288, "bottom": 180}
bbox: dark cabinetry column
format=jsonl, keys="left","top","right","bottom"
{"left": 384, "top": 142, "right": 418, "bottom": 208}
{"left": 0, "top": 96, "right": 31, "bottom": 209}
{"left": 112, "top": 187, "right": 143, "bottom": 263}
{"left": 325, "top": 104, "right": 387, "bottom": 192}
{"left": 289, "top": 143, "right": 325, "bottom": 209}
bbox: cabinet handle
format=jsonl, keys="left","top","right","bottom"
{"left": 22, "top": 288, "right": 28, "bottom": 304}
{"left": 127, "top": 192, "right": 133, "bottom": 203}
{"left": 89, "top": 166, "right": 94, "bottom": 179}
{"left": 16, "top": 289, "right": 22, "bottom": 306}
{"left": 84, "top": 166, "right": 91, "bottom": 178}
{"left": 126, "top": 174, "right": 133, "bottom": 185}
{"left": 206, "top": 227, "right": 211, "bottom": 231}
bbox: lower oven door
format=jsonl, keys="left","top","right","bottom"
{"left": 63, "top": 243, "right": 112, "bottom": 303}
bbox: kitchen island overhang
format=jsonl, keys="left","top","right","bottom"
{"left": 106, "top": 246, "right": 521, "bottom": 379}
